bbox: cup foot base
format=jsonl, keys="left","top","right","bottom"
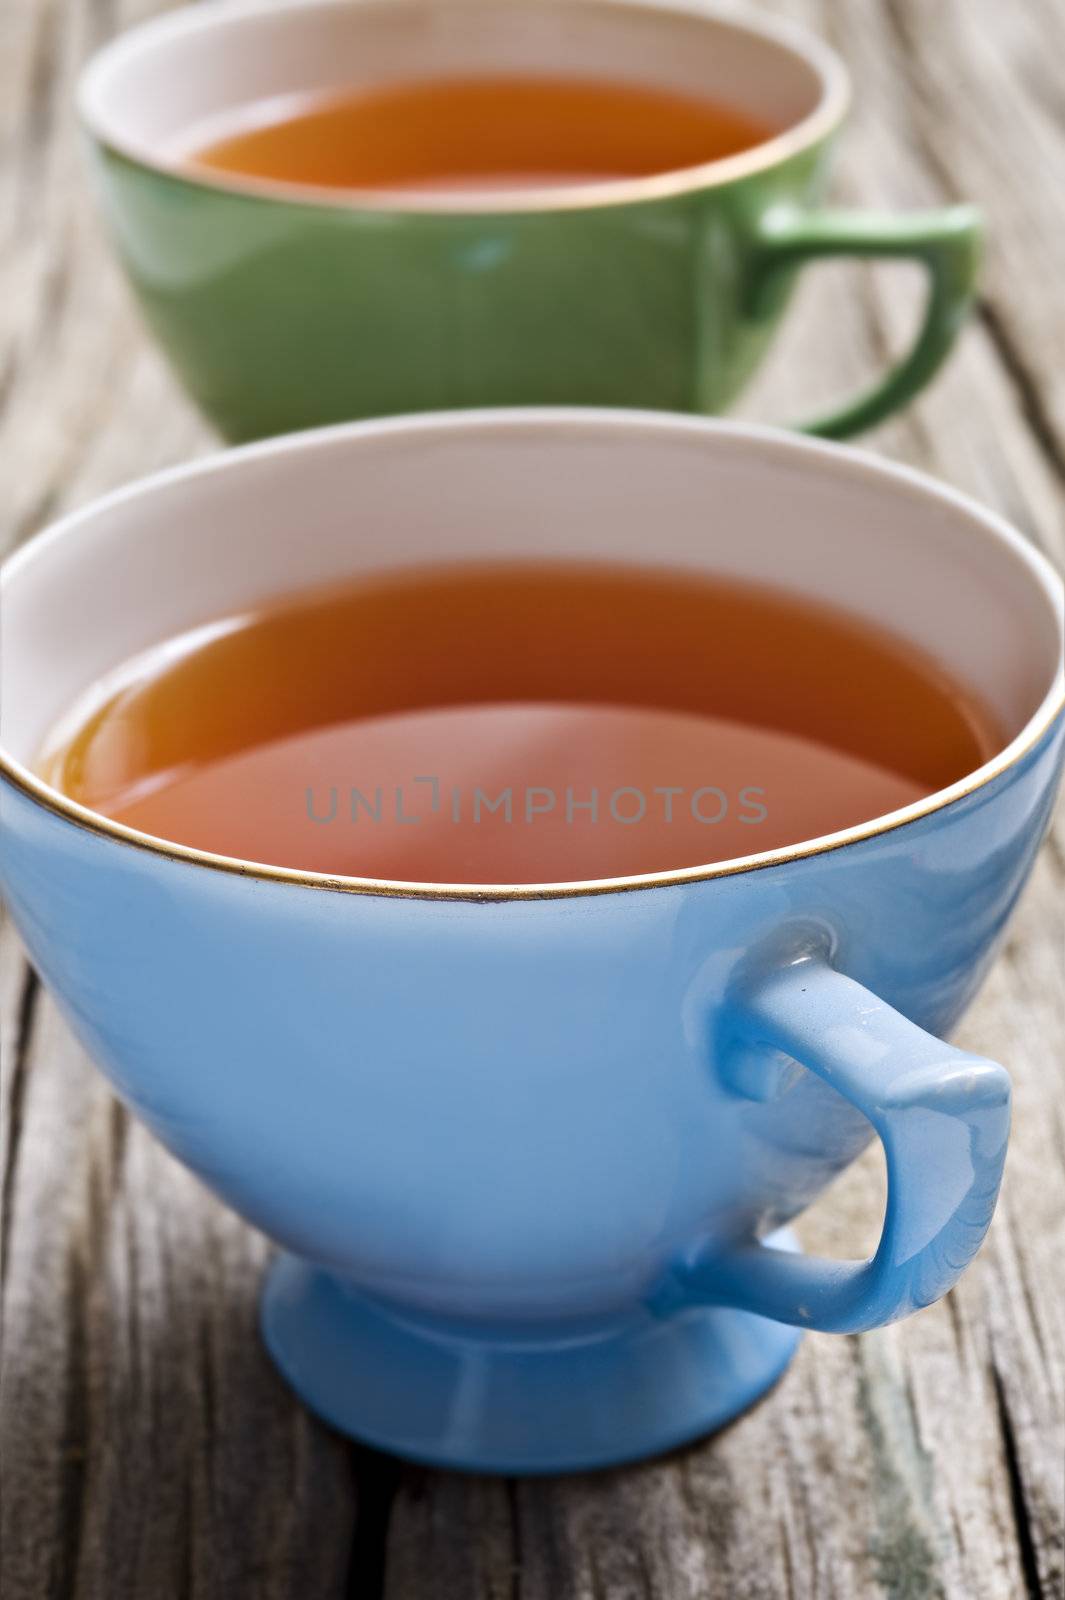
{"left": 260, "top": 1236, "right": 802, "bottom": 1475}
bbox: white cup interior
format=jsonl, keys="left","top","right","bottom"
{"left": 79, "top": 0, "right": 844, "bottom": 189}
{"left": 2, "top": 414, "right": 1061, "bottom": 799}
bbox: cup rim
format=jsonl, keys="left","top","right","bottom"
{"left": 2, "top": 410, "right": 1063, "bottom": 903}
{"left": 77, "top": 0, "right": 852, "bottom": 216}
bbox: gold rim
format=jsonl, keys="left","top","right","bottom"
{"left": 2, "top": 692, "right": 1061, "bottom": 903}
{"left": 78, "top": 0, "right": 851, "bottom": 216}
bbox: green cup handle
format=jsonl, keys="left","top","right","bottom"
{"left": 750, "top": 205, "right": 982, "bottom": 439}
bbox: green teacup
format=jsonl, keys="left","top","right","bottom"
{"left": 80, "top": 0, "right": 981, "bottom": 442}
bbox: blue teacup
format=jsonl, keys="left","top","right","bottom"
{"left": 1, "top": 413, "right": 1061, "bottom": 1473}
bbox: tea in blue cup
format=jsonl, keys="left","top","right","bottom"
{"left": 1, "top": 413, "right": 1061, "bottom": 1471}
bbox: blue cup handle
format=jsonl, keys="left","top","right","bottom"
{"left": 678, "top": 956, "right": 1011, "bottom": 1334}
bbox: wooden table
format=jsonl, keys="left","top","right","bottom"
{"left": 2, "top": 1, "right": 1063, "bottom": 1595}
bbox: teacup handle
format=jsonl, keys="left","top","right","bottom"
{"left": 748, "top": 205, "right": 982, "bottom": 439}
{"left": 675, "top": 956, "right": 1010, "bottom": 1333}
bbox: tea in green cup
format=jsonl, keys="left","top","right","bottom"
{"left": 80, "top": 0, "right": 981, "bottom": 440}
{"left": 188, "top": 74, "right": 773, "bottom": 193}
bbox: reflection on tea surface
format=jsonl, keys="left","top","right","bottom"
{"left": 43, "top": 562, "right": 1000, "bottom": 882}
{"left": 188, "top": 76, "right": 775, "bottom": 193}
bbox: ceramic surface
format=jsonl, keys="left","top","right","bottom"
{"left": 79, "top": 0, "right": 980, "bottom": 440}
{"left": 2, "top": 415, "right": 1060, "bottom": 1470}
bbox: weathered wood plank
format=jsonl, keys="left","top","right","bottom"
{"left": 740, "top": 0, "right": 1064, "bottom": 566}
{"left": 2, "top": 0, "right": 1063, "bottom": 1597}
{"left": 881, "top": 0, "right": 1065, "bottom": 464}
{"left": 0, "top": 0, "right": 210, "bottom": 563}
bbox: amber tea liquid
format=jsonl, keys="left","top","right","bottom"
{"left": 187, "top": 76, "right": 774, "bottom": 193}
{"left": 41, "top": 563, "right": 1000, "bottom": 885}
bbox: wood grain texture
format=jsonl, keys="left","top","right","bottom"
{"left": 1, "top": 1, "right": 1062, "bottom": 1596}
